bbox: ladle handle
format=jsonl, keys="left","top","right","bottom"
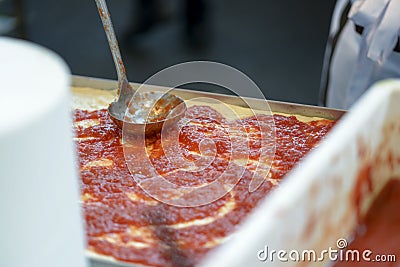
{"left": 94, "top": 0, "right": 127, "bottom": 82}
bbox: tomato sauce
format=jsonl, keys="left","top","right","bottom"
{"left": 333, "top": 178, "right": 400, "bottom": 267}
{"left": 73, "top": 106, "right": 335, "bottom": 267}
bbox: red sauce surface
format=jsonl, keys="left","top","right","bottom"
{"left": 333, "top": 179, "right": 400, "bottom": 267}
{"left": 73, "top": 106, "right": 336, "bottom": 267}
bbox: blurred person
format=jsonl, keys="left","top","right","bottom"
{"left": 124, "top": 0, "right": 209, "bottom": 48}
{"left": 319, "top": 0, "right": 400, "bottom": 109}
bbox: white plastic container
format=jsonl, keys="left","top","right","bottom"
{"left": 200, "top": 80, "right": 400, "bottom": 267}
{"left": 0, "top": 37, "right": 87, "bottom": 267}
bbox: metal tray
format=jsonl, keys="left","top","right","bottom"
{"left": 71, "top": 75, "right": 346, "bottom": 267}
{"left": 72, "top": 75, "right": 345, "bottom": 120}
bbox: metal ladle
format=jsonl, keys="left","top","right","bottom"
{"left": 94, "top": 0, "right": 186, "bottom": 135}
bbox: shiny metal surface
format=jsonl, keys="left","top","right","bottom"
{"left": 72, "top": 75, "right": 346, "bottom": 121}
{"left": 94, "top": 0, "right": 187, "bottom": 136}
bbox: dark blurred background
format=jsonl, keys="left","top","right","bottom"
{"left": 0, "top": 0, "right": 336, "bottom": 105}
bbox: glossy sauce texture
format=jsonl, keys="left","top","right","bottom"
{"left": 333, "top": 179, "right": 400, "bottom": 267}
{"left": 74, "top": 106, "right": 335, "bottom": 267}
